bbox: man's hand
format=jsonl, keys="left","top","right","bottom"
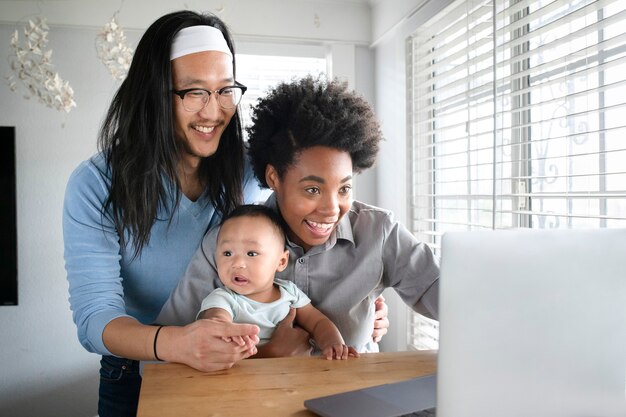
{"left": 160, "top": 319, "right": 260, "bottom": 372}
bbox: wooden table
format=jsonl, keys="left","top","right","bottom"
{"left": 137, "top": 350, "right": 437, "bottom": 417}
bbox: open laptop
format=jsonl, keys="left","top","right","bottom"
{"left": 305, "top": 228, "right": 626, "bottom": 417}
{"left": 437, "top": 227, "right": 626, "bottom": 417}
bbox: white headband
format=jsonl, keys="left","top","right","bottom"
{"left": 170, "top": 25, "right": 233, "bottom": 61}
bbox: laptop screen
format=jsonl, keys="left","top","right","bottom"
{"left": 437, "top": 228, "right": 626, "bottom": 417}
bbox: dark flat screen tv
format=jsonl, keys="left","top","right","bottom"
{"left": 1, "top": 126, "right": 17, "bottom": 305}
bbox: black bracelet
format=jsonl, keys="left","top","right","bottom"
{"left": 153, "top": 325, "right": 165, "bottom": 361}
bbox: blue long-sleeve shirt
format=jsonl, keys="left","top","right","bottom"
{"left": 63, "top": 153, "right": 267, "bottom": 355}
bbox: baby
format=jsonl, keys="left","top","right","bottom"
{"left": 198, "top": 204, "right": 358, "bottom": 360}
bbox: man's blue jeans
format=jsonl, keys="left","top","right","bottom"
{"left": 98, "top": 355, "right": 141, "bottom": 417}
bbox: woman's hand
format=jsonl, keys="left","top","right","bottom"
{"left": 159, "top": 319, "right": 260, "bottom": 372}
{"left": 373, "top": 295, "right": 389, "bottom": 343}
{"left": 255, "top": 308, "right": 312, "bottom": 358}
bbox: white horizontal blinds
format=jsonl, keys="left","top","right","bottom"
{"left": 236, "top": 54, "right": 326, "bottom": 135}
{"left": 408, "top": 313, "right": 440, "bottom": 350}
{"left": 408, "top": 0, "right": 496, "bottom": 350}
{"left": 494, "top": 0, "right": 626, "bottom": 229}
{"left": 408, "top": 0, "right": 496, "bottom": 258}
{"left": 407, "top": 0, "right": 626, "bottom": 350}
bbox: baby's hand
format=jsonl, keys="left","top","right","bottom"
{"left": 221, "top": 335, "right": 243, "bottom": 345}
{"left": 221, "top": 334, "right": 259, "bottom": 356}
{"left": 321, "top": 344, "right": 360, "bottom": 360}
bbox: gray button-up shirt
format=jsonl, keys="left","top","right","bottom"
{"left": 157, "top": 195, "right": 440, "bottom": 352}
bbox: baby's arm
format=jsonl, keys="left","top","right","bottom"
{"left": 295, "top": 304, "right": 359, "bottom": 360}
{"left": 199, "top": 308, "right": 254, "bottom": 348}
{"left": 199, "top": 307, "right": 232, "bottom": 322}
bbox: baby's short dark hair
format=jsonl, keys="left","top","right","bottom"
{"left": 220, "top": 204, "right": 287, "bottom": 245}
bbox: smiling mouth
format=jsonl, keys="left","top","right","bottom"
{"left": 193, "top": 125, "right": 216, "bottom": 134}
{"left": 305, "top": 220, "right": 335, "bottom": 233}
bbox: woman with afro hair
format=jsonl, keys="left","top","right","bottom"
{"left": 158, "top": 76, "right": 439, "bottom": 356}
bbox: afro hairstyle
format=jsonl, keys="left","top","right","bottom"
{"left": 246, "top": 75, "right": 383, "bottom": 188}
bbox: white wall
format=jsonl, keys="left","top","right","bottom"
{"left": 0, "top": 22, "right": 122, "bottom": 417}
{"left": 0, "top": 1, "right": 373, "bottom": 416}
{"left": 0, "top": 0, "right": 371, "bottom": 44}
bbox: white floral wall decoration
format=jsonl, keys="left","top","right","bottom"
{"left": 96, "top": 15, "right": 134, "bottom": 81}
{"left": 6, "top": 18, "right": 76, "bottom": 113}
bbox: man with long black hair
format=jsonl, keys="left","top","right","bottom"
{"left": 63, "top": 11, "right": 265, "bottom": 417}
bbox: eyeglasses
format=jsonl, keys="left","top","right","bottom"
{"left": 172, "top": 82, "right": 247, "bottom": 112}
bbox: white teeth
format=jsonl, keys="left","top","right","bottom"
{"left": 194, "top": 125, "right": 215, "bottom": 133}
{"left": 308, "top": 220, "right": 334, "bottom": 230}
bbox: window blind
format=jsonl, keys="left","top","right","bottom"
{"left": 407, "top": 0, "right": 626, "bottom": 350}
{"left": 235, "top": 54, "right": 326, "bottom": 135}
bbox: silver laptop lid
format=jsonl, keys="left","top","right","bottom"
{"left": 437, "top": 228, "right": 626, "bottom": 417}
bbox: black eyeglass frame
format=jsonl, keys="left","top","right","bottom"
{"left": 172, "top": 81, "right": 247, "bottom": 111}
